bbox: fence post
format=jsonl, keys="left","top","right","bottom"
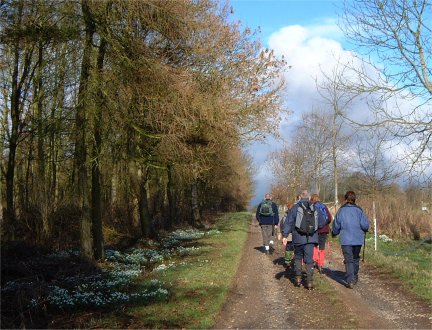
{"left": 373, "top": 201, "right": 377, "bottom": 251}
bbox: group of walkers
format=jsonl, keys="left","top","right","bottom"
{"left": 255, "top": 190, "right": 369, "bottom": 290}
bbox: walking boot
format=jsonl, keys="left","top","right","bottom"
{"left": 353, "top": 274, "right": 358, "bottom": 285}
{"left": 305, "top": 263, "right": 314, "bottom": 290}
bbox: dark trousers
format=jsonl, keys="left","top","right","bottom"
{"left": 294, "top": 243, "right": 314, "bottom": 281}
{"left": 341, "top": 245, "right": 362, "bottom": 284}
{"left": 318, "top": 233, "right": 328, "bottom": 250}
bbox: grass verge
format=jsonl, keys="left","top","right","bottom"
{"left": 92, "top": 211, "right": 251, "bottom": 329}
{"left": 363, "top": 235, "right": 432, "bottom": 301}
{"left": 327, "top": 235, "right": 431, "bottom": 301}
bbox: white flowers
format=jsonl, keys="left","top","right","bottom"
{"left": 379, "top": 234, "right": 393, "bottom": 242}
{"left": 2, "top": 227, "right": 219, "bottom": 311}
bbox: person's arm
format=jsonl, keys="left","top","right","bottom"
{"left": 256, "top": 204, "right": 261, "bottom": 224}
{"left": 360, "top": 209, "right": 370, "bottom": 232}
{"left": 282, "top": 207, "right": 295, "bottom": 245}
{"left": 325, "top": 205, "right": 332, "bottom": 223}
{"left": 331, "top": 210, "right": 341, "bottom": 236}
{"left": 272, "top": 202, "right": 279, "bottom": 226}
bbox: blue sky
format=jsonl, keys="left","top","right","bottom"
{"left": 227, "top": 1, "right": 431, "bottom": 207}
{"left": 229, "top": 0, "right": 352, "bottom": 206}
{"left": 231, "top": 0, "right": 343, "bottom": 46}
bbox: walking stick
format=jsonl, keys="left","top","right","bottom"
{"left": 362, "top": 233, "right": 366, "bottom": 262}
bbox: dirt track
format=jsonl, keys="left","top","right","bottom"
{"left": 213, "top": 216, "right": 432, "bottom": 329}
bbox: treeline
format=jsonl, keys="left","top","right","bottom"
{"left": 0, "top": 0, "right": 284, "bottom": 259}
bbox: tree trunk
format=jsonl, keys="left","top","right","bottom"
{"left": 165, "top": 163, "right": 174, "bottom": 229}
{"left": 49, "top": 47, "right": 67, "bottom": 211}
{"left": 76, "top": 0, "right": 95, "bottom": 261}
{"left": 0, "top": 104, "right": 8, "bottom": 227}
{"left": 91, "top": 37, "right": 107, "bottom": 260}
{"left": 332, "top": 112, "right": 339, "bottom": 210}
{"left": 35, "top": 42, "right": 50, "bottom": 240}
{"left": 137, "top": 167, "right": 151, "bottom": 238}
{"left": 191, "top": 174, "right": 201, "bottom": 226}
{"left": 5, "top": 30, "right": 22, "bottom": 239}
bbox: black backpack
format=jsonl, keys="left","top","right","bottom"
{"left": 295, "top": 202, "right": 317, "bottom": 235}
{"left": 259, "top": 199, "right": 274, "bottom": 216}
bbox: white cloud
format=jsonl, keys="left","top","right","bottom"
{"left": 248, "top": 21, "right": 363, "bottom": 205}
{"left": 248, "top": 20, "right": 431, "bottom": 204}
{"left": 268, "top": 22, "right": 353, "bottom": 115}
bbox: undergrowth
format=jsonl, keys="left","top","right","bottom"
{"left": 1, "top": 212, "right": 250, "bottom": 329}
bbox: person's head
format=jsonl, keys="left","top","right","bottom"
{"left": 344, "top": 191, "right": 356, "bottom": 204}
{"left": 300, "top": 190, "right": 310, "bottom": 199}
{"left": 310, "top": 193, "right": 320, "bottom": 203}
{"left": 264, "top": 193, "right": 272, "bottom": 200}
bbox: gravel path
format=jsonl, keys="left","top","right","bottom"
{"left": 213, "top": 215, "right": 432, "bottom": 329}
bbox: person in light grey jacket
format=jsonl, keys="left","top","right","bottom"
{"left": 332, "top": 191, "right": 369, "bottom": 289}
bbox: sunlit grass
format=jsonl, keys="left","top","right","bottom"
{"left": 124, "top": 212, "right": 251, "bottom": 329}
{"left": 364, "top": 235, "right": 432, "bottom": 301}
{"left": 328, "top": 234, "right": 431, "bottom": 301}
{"left": 1, "top": 228, "right": 224, "bottom": 312}
{"left": 1, "top": 213, "right": 250, "bottom": 328}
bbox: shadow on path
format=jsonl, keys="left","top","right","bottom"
{"left": 322, "top": 267, "right": 348, "bottom": 286}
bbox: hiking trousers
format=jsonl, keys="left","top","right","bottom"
{"left": 260, "top": 224, "right": 275, "bottom": 247}
{"left": 318, "top": 233, "right": 328, "bottom": 249}
{"left": 341, "top": 245, "right": 362, "bottom": 285}
{"left": 293, "top": 243, "right": 314, "bottom": 280}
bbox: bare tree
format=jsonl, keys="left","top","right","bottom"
{"left": 316, "top": 61, "right": 357, "bottom": 208}
{"left": 268, "top": 140, "right": 309, "bottom": 201}
{"left": 340, "top": 0, "right": 432, "bottom": 177}
{"left": 355, "top": 128, "right": 401, "bottom": 196}
{"left": 341, "top": 0, "right": 431, "bottom": 98}
{"left": 295, "top": 110, "right": 333, "bottom": 195}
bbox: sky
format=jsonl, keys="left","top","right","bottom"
{"left": 229, "top": 0, "right": 354, "bottom": 206}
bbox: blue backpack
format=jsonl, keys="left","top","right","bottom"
{"left": 315, "top": 202, "right": 328, "bottom": 223}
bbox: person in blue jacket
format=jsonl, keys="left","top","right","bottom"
{"left": 332, "top": 191, "right": 369, "bottom": 289}
{"left": 282, "top": 190, "right": 326, "bottom": 289}
{"left": 256, "top": 193, "right": 279, "bottom": 255}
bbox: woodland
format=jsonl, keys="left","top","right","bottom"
{"left": 1, "top": 0, "right": 431, "bottom": 328}
{"left": 1, "top": 0, "right": 285, "bottom": 260}
{"left": 1, "top": 0, "right": 431, "bottom": 259}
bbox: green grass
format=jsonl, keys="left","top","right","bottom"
{"left": 93, "top": 212, "right": 251, "bottom": 329}
{"left": 363, "top": 235, "right": 432, "bottom": 301}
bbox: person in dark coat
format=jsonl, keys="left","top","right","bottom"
{"left": 282, "top": 190, "right": 326, "bottom": 289}
{"left": 332, "top": 191, "right": 369, "bottom": 289}
{"left": 256, "top": 193, "right": 279, "bottom": 255}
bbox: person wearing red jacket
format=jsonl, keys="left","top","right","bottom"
{"left": 311, "top": 194, "right": 332, "bottom": 273}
